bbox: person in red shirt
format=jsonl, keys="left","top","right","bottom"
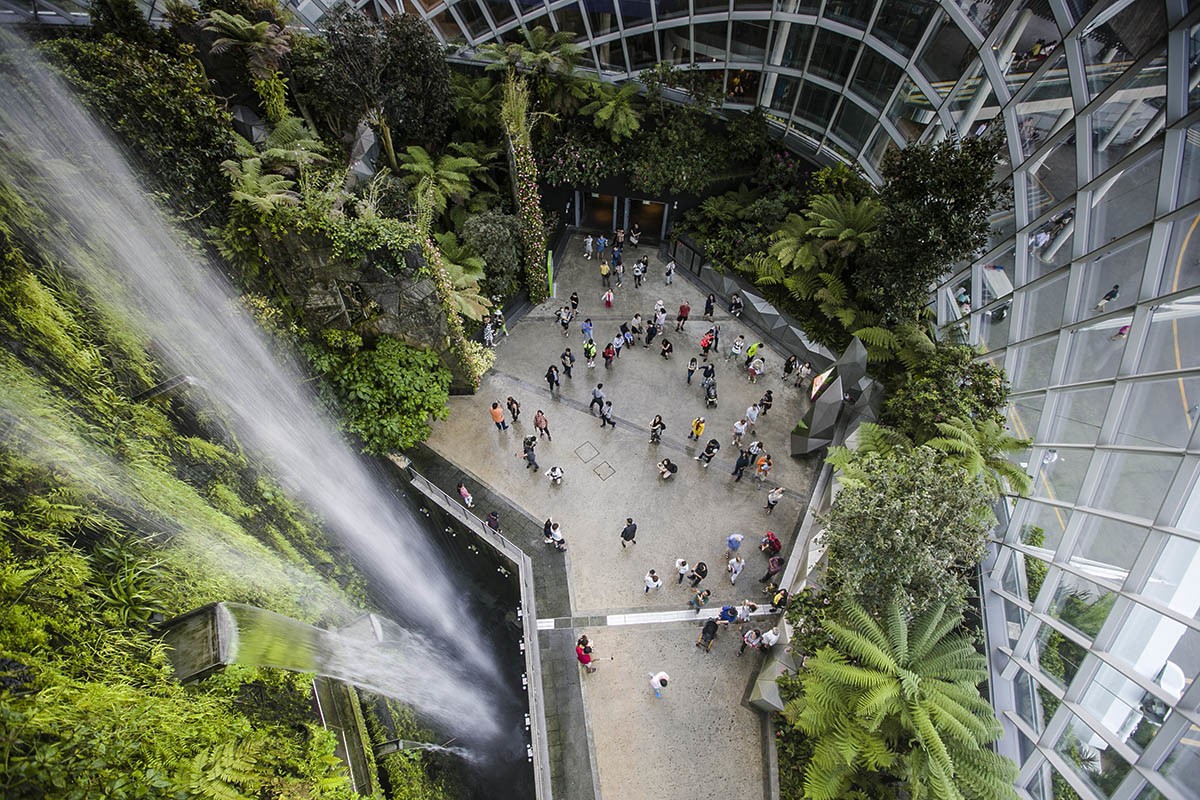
{"left": 675, "top": 300, "right": 691, "bottom": 331}
{"left": 576, "top": 636, "right": 597, "bottom": 674}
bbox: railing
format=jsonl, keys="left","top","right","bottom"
{"left": 403, "top": 467, "right": 552, "bottom": 800}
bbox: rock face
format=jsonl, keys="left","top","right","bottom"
{"left": 259, "top": 228, "right": 470, "bottom": 385}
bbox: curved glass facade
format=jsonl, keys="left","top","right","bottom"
{"left": 363, "top": 2, "right": 1194, "bottom": 797}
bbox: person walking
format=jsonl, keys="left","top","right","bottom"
{"left": 486, "top": 511, "right": 501, "bottom": 532}
{"left": 629, "top": 313, "right": 644, "bottom": 344}
{"left": 759, "top": 626, "right": 780, "bottom": 650}
{"left": 601, "top": 287, "right": 614, "bottom": 308}
{"left": 732, "top": 419, "right": 748, "bottom": 447}
{"left": 754, "top": 454, "right": 773, "bottom": 488}
{"left": 588, "top": 383, "right": 605, "bottom": 414}
{"left": 688, "top": 561, "right": 709, "bottom": 587}
{"left": 797, "top": 360, "right": 813, "bottom": 388}
{"left": 728, "top": 555, "right": 745, "bottom": 584}
{"left": 744, "top": 341, "right": 763, "bottom": 368}
{"left": 765, "top": 485, "right": 784, "bottom": 513}
{"left": 782, "top": 355, "right": 799, "bottom": 382}
{"left": 688, "top": 588, "right": 712, "bottom": 613}
{"left": 583, "top": 338, "right": 597, "bottom": 368}
{"left": 506, "top": 396, "right": 521, "bottom": 424}
{"left": 696, "top": 438, "right": 720, "bottom": 467}
{"left": 570, "top": 291, "right": 580, "bottom": 315}
{"left": 739, "top": 628, "right": 762, "bottom": 656}
{"left": 770, "top": 587, "right": 790, "bottom": 613}
{"left": 599, "top": 400, "right": 616, "bottom": 429}
{"left": 758, "top": 390, "right": 774, "bottom": 416}
{"left": 649, "top": 671, "right": 669, "bottom": 698}
{"left": 557, "top": 306, "right": 572, "bottom": 337}
{"left": 581, "top": 317, "right": 594, "bottom": 341}
{"left": 664, "top": 260, "right": 675, "bottom": 285}
{"left": 759, "top": 554, "right": 785, "bottom": 584}
{"left": 688, "top": 416, "right": 706, "bottom": 441}
{"left": 649, "top": 414, "right": 666, "bottom": 443}
{"left": 576, "top": 640, "right": 596, "bottom": 673}
{"left": 518, "top": 439, "right": 540, "bottom": 471}
{"left": 747, "top": 356, "right": 765, "bottom": 383}
{"left": 490, "top": 402, "right": 509, "bottom": 431}
{"left": 744, "top": 403, "right": 760, "bottom": 434}
{"left": 546, "top": 465, "right": 565, "bottom": 485}
{"left": 614, "top": 259, "right": 624, "bottom": 288}
{"left": 731, "top": 448, "right": 751, "bottom": 481}
{"left": 612, "top": 333, "right": 624, "bottom": 359}
{"left": 620, "top": 517, "right": 638, "bottom": 548}
{"left": 1095, "top": 284, "right": 1119, "bottom": 311}
{"left": 725, "top": 532, "right": 745, "bottom": 559}
{"left": 602, "top": 341, "right": 616, "bottom": 368}
{"left": 457, "top": 482, "right": 474, "bottom": 508}
{"left": 703, "top": 293, "right": 716, "bottom": 321}
{"left": 727, "top": 334, "right": 745, "bottom": 362}
{"left": 596, "top": 233, "right": 608, "bottom": 259}
{"left": 534, "top": 409, "right": 552, "bottom": 441}
{"left": 675, "top": 558, "right": 691, "bottom": 584}
{"left": 583, "top": 234, "right": 594, "bottom": 261}
{"left": 560, "top": 348, "right": 575, "bottom": 380}
{"left": 545, "top": 365, "right": 560, "bottom": 395}
{"left": 660, "top": 339, "right": 673, "bottom": 359}
{"left": 699, "top": 329, "right": 714, "bottom": 361}
{"left": 644, "top": 570, "right": 663, "bottom": 593}
{"left": 675, "top": 300, "right": 691, "bottom": 331}
{"left": 632, "top": 259, "right": 644, "bottom": 287}
{"left": 687, "top": 357, "right": 698, "bottom": 385}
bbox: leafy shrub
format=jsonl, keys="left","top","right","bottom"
{"left": 536, "top": 127, "right": 615, "bottom": 188}
{"left": 882, "top": 341, "right": 1009, "bottom": 442}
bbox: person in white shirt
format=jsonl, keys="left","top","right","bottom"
{"left": 644, "top": 570, "right": 663, "bottom": 593}
{"left": 760, "top": 627, "right": 780, "bottom": 650}
{"left": 728, "top": 556, "right": 745, "bottom": 584}
{"left": 649, "top": 671, "right": 669, "bottom": 698}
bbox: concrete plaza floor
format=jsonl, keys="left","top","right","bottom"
{"left": 422, "top": 235, "right": 820, "bottom": 800}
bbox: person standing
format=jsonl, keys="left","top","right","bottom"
{"left": 1111, "top": 323, "right": 1131, "bottom": 340}
{"left": 602, "top": 341, "right": 616, "bottom": 368}
{"left": 518, "top": 439, "right": 540, "bottom": 471}
{"left": 581, "top": 317, "right": 594, "bottom": 341}
{"left": 649, "top": 414, "right": 666, "bottom": 443}
{"left": 727, "top": 334, "right": 745, "bottom": 362}
{"left": 534, "top": 409, "right": 552, "bottom": 441}
{"left": 583, "top": 338, "right": 597, "bottom": 368}
{"left": 632, "top": 260, "right": 644, "bottom": 287}
{"left": 612, "top": 333, "right": 624, "bottom": 359}
{"left": 696, "top": 438, "right": 720, "bottom": 467}
{"left": 490, "top": 402, "right": 509, "bottom": 431}
{"left": 675, "top": 300, "right": 691, "bottom": 331}
{"left": 728, "top": 555, "right": 745, "bottom": 584}
{"left": 797, "top": 360, "right": 814, "bottom": 388}
{"left": 758, "top": 390, "right": 773, "bottom": 416}
{"left": 675, "top": 558, "right": 691, "bottom": 584}
{"left": 546, "top": 465, "right": 565, "bottom": 485}
{"left": 754, "top": 454, "right": 773, "bottom": 488}
{"left": 686, "top": 357, "right": 698, "bottom": 385}
{"left": 649, "top": 671, "right": 669, "bottom": 698}
{"left": 664, "top": 260, "right": 675, "bottom": 285}
{"left": 747, "top": 357, "right": 765, "bottom": 383}
{"left": 545, "top": 365, "right": 560, "bottom": 395}
{"left": 601, "top": 287, "right": 614, "bottom": 308}
{"left": 576, "top": 640, "right": 596, "bottom": 673}
{"left": 688, "top": 588, "right": 712, "bottom": 613}
{"left": 506, "top": 396, "right": 521, "bottom": 424}
{"left": 560, "top": 348, "right": 575, "bottom": 380}
{"left": 744, "top": 341, "right": 763, "bottom": 368}
{"left": 782, "top": 355, "right": 798, "bottom": 382}
{"left": 596, "top": 233, "right": 608, "bottom": 259}
{"left": 629, "top": 222, "right": 641, "bottom": 248}
{"left": 600, "top": 400, "right": 616, "bottom": 429}
{"left": 570, "top": 291, "right": 580, "bottom": 314}
{"left": 732, "top": 419, "right": 748, "bottom": 447}
{"left": 739, "top": 628, "right": 762, "bottom": 656}
{"left": 588, "top": 383, "right": 605, "bottom": 414}
{"left": 760, "top": 554, "right": 785, "bottom": 584}
{"left": 688, "top": 416, "right": 706, "bottom": 441}
{"left": 660, "top": 339, "right": 673, "bottom": 359}
{"left": 731, "top": 448, "right": 751, "bottom": 481}
{"left": 644, "top": 317, "right": 659, "bottom": 349}
{"left": 620, "top": 517, "right": 638, "bottom": 548}
{"left": 644, "top": 570, "right": 662, "bottom": 593}
{"left": 765, "top": 485, "right": 784, "bottom": 513}
{"left": 486, "top": 511, "right": 501, "bottom": 532}
{"left": 583, "top": 234, "right": 594, "bottom": 261}
{"left": 744, "top": 403, "right": 760, "bottom": 434}
{"left": 457, "top": 482, "right": 474, "bottom": 508}
{"left": 703, "top": 293, "right": 716, "bottom": 321}
{"left": 699, "top": 329, "right": 714, "bottom": 361}
{"left": 614, "top": 259, "right": 625, "bottom": 288}
{"left": 688, "top": 561, "right": 708, "bottom": 587}
{"left": 759, "top": 627, "right": 780, "bottom": 650}
{"left": 1095, "top": 284, "right": 1119, "bottom": 311}
{"left": 728, "top": 293, "right": 743, "bottom": 317}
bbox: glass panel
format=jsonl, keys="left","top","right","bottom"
{"left": 1095, "top": 452, "right": 1182, "bottom": 521}
{"left": 1074, "top": 236, "right": 1148, "bottom": 323}
{"left": 726, "top": 69, "right": 758, "bottom": 103}
{"left": 825, "top": 0, "right": 874, "bottom": 30}
{"left": 1014, "top": 668, "right": 1047, "bottom": 731}
{"left": 1163, "top": 738, "right": 1200, "bottom": 798}
{"left": 946, "top": 64, "right": 993, "bottom": 129}
{"left": 989, "top": 178, "right": 1017, "bottom": 251}
{"left": 1088, "top": 148, "right": 1162, "bottom": 251}
{"left": 1180, "top": 124, "right": 1200, "bottom": 208}
{"left": 769, "top": 75, "right": 800, "bottom": 113}
{"left": 730, "top": 20, "right": 770, "bottom": 62}
{"left": 1019, "top": 502, "right": 1071, "bottom": 552}
{"left": 1078, "top": 663, "right": 1162, "bottom": 753}
{"left": 1024, "top": 136, "right": 1077, "bottom": 221}
{"left": 871, "top": 0, "right": 934, "bottom": 57}
{"left": 1028, "top": 207, "right": 1075, "bottom": 278}
{"left": 1034, "top": 446, "right": 1091, "bottom": 507}
{"left": 1021, "top": 272, "right": 1069, "bottom": 339}
{"left": 1008, "top": 392, "right": 1045, "bottom": 443}
{"left": 658, "top": 27, "right": 691, "bottom": 64}
{"left": 455, "top": 0, "right": 492, "bottom": 37}
{"left": 483, "top": 0, "right": 516, "bottom": 28}
{"left": 865, "top": 127, "right": 893, "bottom": 166}
{"left": 1037, "top": 619, "right": 1088, "bottom": 685}
{"left": 1047, "top": 573, "right": 1116, "bottom": 638}
{"left": 1062, "top": 326, "right": 1123, "bottom": 385}
{"left": 1071, "top": 514, "right": 1149, "bottom": 574}
{"left": 978, "top": 301, "right": 1012, "bottom": 352}
{"left": 1140, "top": 296, "right": 1200, "bottom": 373}
{"left": 808, "top": 29, "right": 859, "bottom": 85}
{"left": 1011, "top": 337, "right": 1059, "bottom": 392}
{"left": 887, "top": 76, "right": 934, "bottom": 140}
{"left": 1158, "top": 213, "right": 1200, "bottom": 296}
{"left": 693, "top": 0, "right": 728, "bottom": 12}
{"left": 1116, "top": 376, "right": 1200, "bottom": 449}
{"left": 692, "top": 21, "right": 728, "bottom": 61}
{"left": 1089, "top": 50, "right": 1170, "bottom": 175}
{"left": 794, "top": 81, "right": 838, "bottom": 127}
{"left": 430, "top": 9, "right": 465, "bottom": 41}
{"left": 1023, "top": 769, "right": 1048, "bottom": 800}
{"left": 1044, "top": 385, "right": 1111, "bottom": 445}
{"left": 620, "top": 0, "right": 655, "bottom": 24}
{"left": 850, "top": 49, "right": 901, "bottom": 108}
{"left": 626, "top": 31, "right": 658, "bottom": 70}
{"left": 1112, "top": 600, "right": 1200, "bottom": 689}
{"left": 916, "top": 14, "right": 973, "bottom": 85}
{"left": 654, "top": 0, "right": 690, "bottom": 21}
{"left": 594, "top": 39, "right": 625, "bottom": 72}
{"left": 832, "top": 100, "right": 874, "bottom": 153}
{"left": 774, "top": 21, "right": 814, "bottom": 71}
{"left": 1191, "top": 22, "right": 1200, "bottom": 113}
{"left": 1054, "top": 710, "right": 1132, "bottom": 797}
{"left": 1142, "top": 535, "right": 1200, "bottom": 621}
{"left": 999, "top": 4, "right": 1064, "bottom": 98}
{"left": 553, "top": 2, "right": 587, "bottom": 38}
{"left": 585, "top": 2, "right": 619, "bottom": 36}
{"left": 732, "top": 0, "right": 773, "bottom": 9}
{"left": 1013, "top": 55, "right": 1072, "bottom": 159}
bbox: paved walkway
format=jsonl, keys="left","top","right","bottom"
{"left": 421, "top": 234, "right": 820, "bottom": 800}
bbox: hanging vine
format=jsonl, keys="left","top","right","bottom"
{"left": 499, "top": 73, "right": 549, "bottom": 304}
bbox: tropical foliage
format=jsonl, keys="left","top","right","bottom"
{"left": 499, "top": 74, "right": 550, "bottom": 303}
{"left": 781, "top": 601, "right": 1018, "bottom": 800}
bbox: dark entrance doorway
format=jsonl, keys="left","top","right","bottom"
{"left": 581, "top": 193, "right": 616, "bottom": 231}
{"left": 625, "top": 199, "right": 667, "bottom": 244}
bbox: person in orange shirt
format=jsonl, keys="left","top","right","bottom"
{"left": 489, "top": 401, "right": 508, "bottom": 431}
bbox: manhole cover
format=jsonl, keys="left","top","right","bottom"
{"left": 593, "top": 461, "right": 615, "bottom": 480}
{"left": 575, "top": 441, "right": 599, "bottom": 463}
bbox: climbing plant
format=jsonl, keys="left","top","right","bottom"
{"left": 499, "top": 73, "right": 549, "bottom": 303}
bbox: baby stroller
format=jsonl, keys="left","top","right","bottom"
{"left": 696, "top": 618, "right": 720, "bottom": 652}
{"left": 703, "top": 377, "right": 718, "bottom": 408}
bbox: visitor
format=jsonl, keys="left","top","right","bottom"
{"left": 687, "top": 357, "right": 698, "bottom": 385}
{"left": 560, "top": 348, "right": 575, "bottom": 380}
{"left": 765, "top": 486, "right": 784, "bottom": 514}
{"left": 489, "top": 401, "right": 508, "bottom": 431}
{"left": 728, "top": 293, "right": 743, "bottom": 317}
{"left": 545, "top": 465, "right": 564, "bottom": 485}
{"left": 544, "top": 365, "right": 560, "bottom": 395}
{"left": 583, "top": 234, "right": 594, "bottom": 261}
{"left": 758, "top": 390, "right": 773, "bottom": 415}
{"left": 457, "top": 482, "right": 474, "bottom": 508}
{"left": 675, "top": 558, "right": 691, "bottom": 584}
{"left": 649, "top": 671, "right": 669, "bottom": 698}
{"left": 602, "top": 341, "right": 615, "bottom": 368}
{"left": 727, "top": 334, "right": 745, "bottom": 362}
{"left": 731, "top": 448, "right": 752, "bottom": 482}
{"left": 660, "top": 339, "right": 673, "bottom": 359}
{"left": 695, "top": 438, "right": 720, "bottom": 467}
{"left": 760, "top": 531, "right": 782, "bottom": 554}
{"left": 581, "top": 317, "right": 594, "bottom": 340}
{"left": 759, "top": 627, "right": 779, "bottom": 650}
{"left": 747, "top": 357, "right": 765, "bottom": 383}
{"left": 601, "top": 287, "right": 614, "bottom": 308}
{"left": 688, "top": 416, "right": 706, "bottom": 441}
{"left": 576, "top": 640, "right": 596, "bottom": 673}
{"left": 770, "top": 587, "right": 790, "bottom": 613}
{"left": 596, "top": 233, "right": 608, "bottom": 258}
{"left": 688, "top": 561, "right": 709, "bottom": 587}
{"left": 675, "top": 300, "right": 690, "bottom": 331}
{"left": 486, "top": 511, "right": 501, "bottom": 532}
{"left": 629, "top": 222, "right": 641, "bottom": 248}
{"left": 744, "top": 403, "right": 760, "bottom": 434}
{"left": 732, "top": 418, "right": 748, "bottom": 446}
{"left": 739, "top": 629, "right": 762, "bottom": 656}
{"left": 797, "top": 361, "right": 813, "bottom": 388}
{"left": 688, "top": 588, "right": 712, "bottom": 613}
{"left": 583, "top": 338, "right": 597, "bottom": 368}
{"left": 728, "top": 555, "right": 745, "bottom": 584}
{"left": 620, "top": 517, "right": 638, "bottom": 548}
{"left": 703, "top": 293, "right": 716, "bottom": 321}
{"left": 726, "top": 532, "right": 745, "bottom": 557}
{"left": 744, "top": 341, "right": 764, "bottom": 368}
{"left": 760, "top": 554, "right": 785, "bottom": 584}
{"left": 506, "top": 396, "right": 521, "bottom": 424}
{"left": 664, "top": 260, "right": 675, "bottom": 284}
{"left": 657, "top": 458, "right": 678, "bottom": 479}
{"left": 782, "top": 355, "right": 798, "bottom": 381}
{"left": 518, "top": 439, "right": 539, "bottom": 471}
{"left": 570, "top": 291, "right": 580, "bottom": 314}
{"left": 588, "top": 383, "right": 605, "bottom": 414}
{"left": 644, "top": 569, "right": 663, "bottom": 593}
{"left": 649, "top": 414, "right": 666, "bottom": 443}
{"left": 754, "top": 454, "right": 773, "bottom": 488}
{"left": 599, "top": 400, "right": 616, "bottom": 429}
